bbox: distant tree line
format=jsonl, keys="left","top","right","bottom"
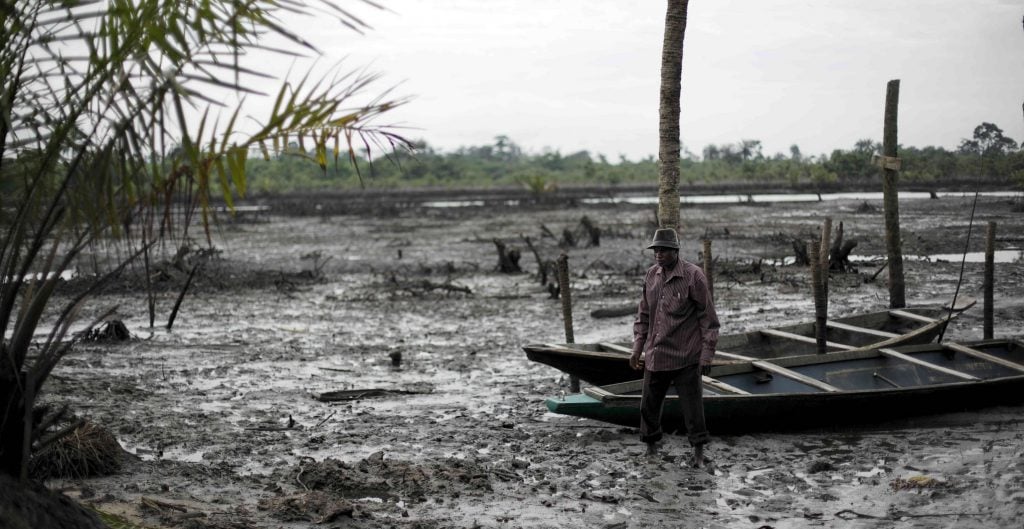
{"left": 238, "top": 122, "right": 1024, "bottom": 194}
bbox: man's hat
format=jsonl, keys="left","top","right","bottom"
{"left": 646, "top": 228, "right": 680, "bottom": 250}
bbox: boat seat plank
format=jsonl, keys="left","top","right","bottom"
{"left": 889, "top": 309, "right": 937, "bottom": 324}
{"left": 879, "top": 348, "right": 980, "bottom": 381}
{"left": 715, "top": 350, "right": 757, "bottom": 362}
{"left": 702, "top": 376, "right": 751, "bottom": 395}
{"left": 825, "top": 320, "right": 900, "bottom": 338}
{"left": 944, "top": 342, "right": 1024, "bottom": 373}
{"left": 540, "top": 343, "right": 627, "bottom": 360}
{"left": 760, "top": 329, "right": 857, "bottom": 351}
{"left": 599, "top": 343, "right": 633, "bottom": 354}
{"left": 750, "top": 361, "right": 841, "bottom": 392}
{"left": 583, "top": 386, "right": 614, "bottom": 400}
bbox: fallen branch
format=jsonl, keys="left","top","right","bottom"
{"left": 245, "top": 415, "right": 295, "bottom": 431}
{"left": 141, "top": 496, "right": 189, "bottom": 513}
{"left": 388, "top": 276, "right": 473, "bottom": 296}
{"left": 315, "top": 411, "right": 337, "bottom": 428}
{"left": 590, "top": 304, "right": 635, "bottom": 319}
{"left": 314, "top": 388, "right": 432, "bottom": 402}
{"left": 865, "top": 260, "right": 889, "bottom": 283}
{"left": 836, "top": 509, "right": 984, "bottom": 520}
{"left": 408, "top": 279, "right": 472, "bottom": 295}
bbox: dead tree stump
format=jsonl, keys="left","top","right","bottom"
{"left": 831, "top": 240, "right": 859, "bottom": 272}
{"left": 792, "top": 239, "right": 809, "bottom": 266}
{"left": 580, "top": 216, "right": 601, "bottom": 247}
{"left": 493, "top": 239, "right": 522, "bottom": 273}
{"left": 560, "top": 228, "right": 577, "bottom": 248}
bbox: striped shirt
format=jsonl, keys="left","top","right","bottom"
{"left": 632, "top": 258, "right": 720, "bottom": 370}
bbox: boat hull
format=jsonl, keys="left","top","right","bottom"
{"left": 525, "top": 305, "right": 967, "bottom": 386}
{"left": 545, "top": 339, "right": 1024, "bottom": 433}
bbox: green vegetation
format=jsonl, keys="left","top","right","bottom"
{"left": 1, "top": 0, "right": 403, "bottom": 482}
{"left": 242, "top": 122, "right": 1024, "bottom": 193}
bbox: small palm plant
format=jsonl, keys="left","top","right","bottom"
{"left": 1, "top": 0, "right": 408, "bottom": 480}
{"left": 516, "top": 173, "right": 556, "bottom": 202}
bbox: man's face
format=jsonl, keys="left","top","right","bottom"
{"left": 652, "top": 247, "right": 678, "bottom": 268}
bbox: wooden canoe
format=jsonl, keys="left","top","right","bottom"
{"left": 545, "top": 339, "right": 1024, "bottom": 433}
{"left": 523, "top": 302, "right": 974, "bottom": 386}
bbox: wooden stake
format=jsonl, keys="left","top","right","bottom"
{"left": 556, "top": 253, "right": 579, "bottom": 392}
{"left": 143, "top": 237, "right": 155, "bottom": 328}
{"left": 881, "top": 79, "right": 906, "bottom": 308}
{"left": 984, "top": 221, "right": 996, "bottom": 339}
{"left": 809, "top": 241, "right": 827, "bottom": 354}
{"left": 702, "top": 239, "right": 714, "bottom": 301}
{"left": 819, "top": 217, "right": 831, "bottom": 319}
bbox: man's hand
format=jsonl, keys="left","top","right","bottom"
{"left": 700, "top": 364, "right": 711, "bottom": 377}
{"left": 629, "top": 351, "right": 643, "bottom": 371}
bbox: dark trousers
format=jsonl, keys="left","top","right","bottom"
{"left": 639, "top": 364, "right": 709, "bottom": 447}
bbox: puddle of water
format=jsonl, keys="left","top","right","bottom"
{"left": 3, "top": 269, "right": 78, "bottom": 284}
{"left": 581, "top": 190, "right": 1019, "bottom": 206}
{"left": 162, "top": 447, "right": 207, "bottom": 463}
{"left": 421, "top": 199, "right": 522, "bottom": 208}
{"left": 767, "top": 249, "right": 1022, "bottom": 267}
{"left": 851, "top": 249, "right": 1023, "bottom": 264}
{"left": 922, "top": 250, "right": 1023, "bottom": 264}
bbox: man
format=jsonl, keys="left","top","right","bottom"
{"left": 630, "top": 227, "right": 720, "bottom": 468}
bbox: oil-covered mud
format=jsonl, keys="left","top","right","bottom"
{"left": 39, "top": 192, "right": 1024, "bottom": 528}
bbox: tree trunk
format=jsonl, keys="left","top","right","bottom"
{"left": 657, "top": 0, "right": 689, "bottom": 231}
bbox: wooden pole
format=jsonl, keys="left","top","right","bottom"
{"left": 881, "top": 79, "right": 906, "bottom": 308}
{"left": 818, "top": 217, "right": 831, "bottom": 321}
{"left": 556, "top": 253, "right": 579, "bottom": 392}
{"left": 143, "top": 237, "right": 155, "bottom": 328}
{"left": 984, "top": 221, "right": 996, "bottom": 339}
{"left": 809, "top": 241, "right": 827, "bottom": 354}
{"left": 702, "top": 239, "right": 714, "bottom": 301}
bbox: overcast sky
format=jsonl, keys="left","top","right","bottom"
{"left": 276, "top": 0, "right": 1023, "bottom": 161}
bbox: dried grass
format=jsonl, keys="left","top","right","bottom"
{"left": 30, "top": 421, "right": 123, "bottom": 479}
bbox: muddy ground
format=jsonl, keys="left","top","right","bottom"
{"left": 35, "top": 190, "right": 1024, "bottom": 528}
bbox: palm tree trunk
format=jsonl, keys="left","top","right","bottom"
{"left": 658, "top": 0, "right": 689, "bottom": 231}
{"left": 0, "top": 372, "right": 27, "bottom": 478}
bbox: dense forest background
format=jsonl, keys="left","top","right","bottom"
{"left": 243, "top": 121, "right": 1022, "bottom": 193}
